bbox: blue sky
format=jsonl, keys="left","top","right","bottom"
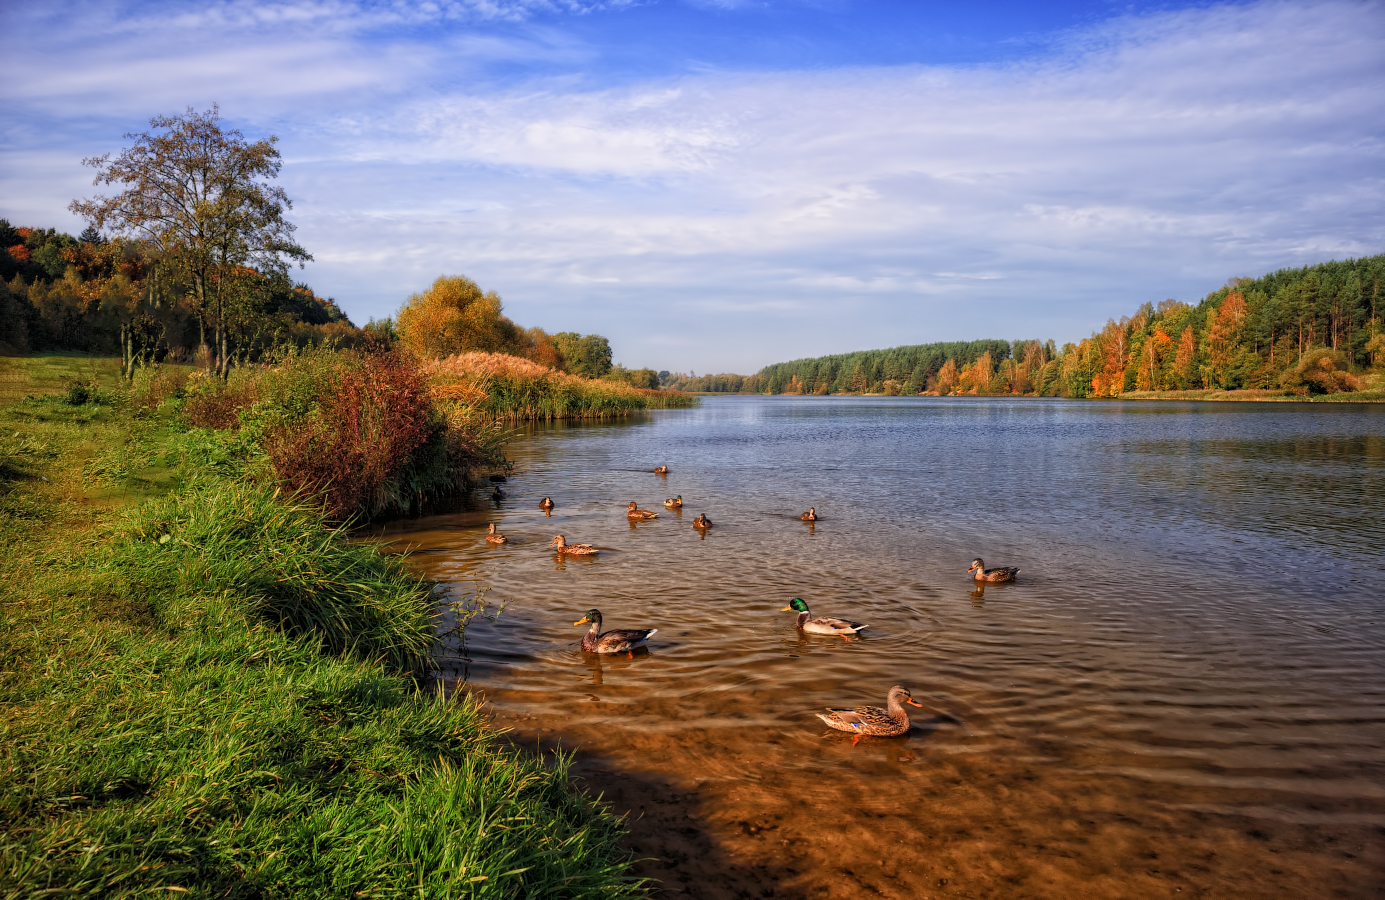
{"left": 2, "top": 0, "right": 1382, "bottom": 372}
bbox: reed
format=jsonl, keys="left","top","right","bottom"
{"left": 427, "top": 352, "right": 696, "bottom": 420}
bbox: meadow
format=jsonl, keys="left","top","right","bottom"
{"left": 0, "top": 354, "right": 646, "bottom": 899}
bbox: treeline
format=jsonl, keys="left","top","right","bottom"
{"left": 0, "top": 228, "right": 666, "bottom": 389}
{"left": 703, "top": 255, "right": 1384, "bottom": 397}
{"left": 0, "top": 219, "right": 354, "bottom": 362}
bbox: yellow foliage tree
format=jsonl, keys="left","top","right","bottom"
{"left": 396, "top": 276, "right": 521, "bottom": 359}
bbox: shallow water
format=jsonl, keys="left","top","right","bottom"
{"left": 376, "top": 397, "right": 1385, "bottom": 898}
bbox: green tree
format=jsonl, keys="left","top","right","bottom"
{"left": 71, "top": 106, "right": 311, "bottom": 376}
{"left": 553, "top": 332, "right": 613, "bottom": 378}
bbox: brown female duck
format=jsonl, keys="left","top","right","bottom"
{"left": 484, "top": 523, "right": 507, "bottom": 544}
{"left": 968, "top": 558, "right": 1020, "bottom": 583}
{"left": 817, "top": 685, "right": 923, "bottom": 745}
{"left": 653, "top": 465, "right": 669, "bottom": 474}
{"left": 800, "top": 507, "right": 818, "bottom": 521}
{"left": 627, "top": 501, "right": 659, "bottom": 520}
{"left": 574, "top": 608, "right": 657, "bottom": 658}
{"left": 692, "top": 513, "right": 713, "bottom": 529}
{"left": 550, "top": 535, "right": 598, "bottom": 555}
{"left": 539, "top": 497, "right": 555, "bottom": 510}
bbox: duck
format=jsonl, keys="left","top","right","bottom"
{"left": 627, "top": 501, "right": 659, "bottom": 520}
{"left": 968, "top": 558, "right": 1020, "bottom": 583}
{"left": 490, "top": 487, "right": 505, "bottom": 501}
{"left": 653, "top": 465, "right": 669, "bottom": 474}
{"left": 574, "top": 608, "right": 657, "bottom": 658}
{"left": 539, "top": 496, "right": 554, "bottom": 510}
{"left": 484, "top": 523, "right": 507, "bottom": 544}
{"left": 550, "top": 535, "right": 598, "bottom": 555}
{"left": 782, "top": 597, "right": 866, "bottom": 638}
{"left": 692, "top": 513, "right": 713, "bottom": 529}
{"left": 800, "top": 507, "right": 818, "bottom": 521}
{"left": 663, "top": 495, "right": 683, "bottom": 509}
{"left": 817, "top": 685, "right": 923, "bottom": 745}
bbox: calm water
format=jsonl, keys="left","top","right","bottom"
{"left": 377, "top": 397, "right": 1385, "bottom": 898}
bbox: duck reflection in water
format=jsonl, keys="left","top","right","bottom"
{"left": 579, "top": 646, "right": 649, "bottom": 686}
{"left": 970, "top": 583, "right": 985, "bottom": 608}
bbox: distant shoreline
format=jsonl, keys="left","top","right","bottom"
{"left": 687, "top": 389, "right": 1385, "bottom": 403}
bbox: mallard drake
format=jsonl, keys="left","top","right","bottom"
{"left": 968, "top": 558, "right": 1019, "bottom": 582}
{"left": 627, "top": 501, "right": 659, "bottom": 519}
{"left": 782, "top": 597, "right": 865, "bottom": 638}
{"left": 574, "top": 608, "right": 657, "bottom": 658}
{"left": 800, "top": 507, "right": 818, "bottom": 521}
{"left": 484, "top": 523, "right": 507, "bottom": 544}
{"left": 550, "top": 535, "right": 598, "bottom": 555}
{"left": 539, "top": 497, "right": 555, "bottom": 510}
{"left": 663, "top": 495, "right": 683, "bottom": 508}
{"left": 653, "top": 465, "right": 669, "bottom": 474}
{"left": 817, "top": 685, "right": 923, "bottom": 744}
{"left": 692, "top": 513, "right": 712, "bottom": 529}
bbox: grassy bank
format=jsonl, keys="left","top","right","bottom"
{"left": 0, "top": 355, "right": 644, "bottom": 899}
{"left": 427, "top": 353, "right": 696, "bottom": 420}
{"left": 1120, "top": 374, "right": 1385, "bottom": 402}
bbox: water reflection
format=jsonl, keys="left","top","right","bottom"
{"left": 377, "top": 397, "right": 1385, "bottom": 898}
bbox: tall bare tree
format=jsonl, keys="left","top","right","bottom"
{"left": 71, "top": 105, "right": 311, "bottom": 376}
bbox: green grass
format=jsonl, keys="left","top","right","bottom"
{"left": 0, "top": 356, "right": 646, "bottom": 899}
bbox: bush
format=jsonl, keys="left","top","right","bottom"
{"left": 179, "top": 349, "right": 503, "bottom": 522}
{"left": 1281, "top": 349, "right": 1359, "bottom": 395}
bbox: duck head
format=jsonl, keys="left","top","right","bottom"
{"left": 888, "top": 685, "right": 924, "bottom": 708}
{"left": 967, "top": 558, "right": 984, "bottom": 574}
{"left": 573, "top": 608, "right": 602, "bottom": 627}
{"left": 781, "top": 597, "right": 811, "bottom": 614}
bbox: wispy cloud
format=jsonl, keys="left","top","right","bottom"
{"left": 1, "top": 0, "right": 1381, "bottom": 371}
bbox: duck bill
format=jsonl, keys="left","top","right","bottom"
{"left": 780, "top": 606, "right": 793, "bottom": 612}
{"left": 573, "top": 618, "right": 590, "bottom": 626}
{"left": 905, "top": 698, "right": 924, "bottom": 707}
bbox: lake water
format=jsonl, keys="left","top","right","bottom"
{"left": 377, "top": 396, "right": 1385, "bottom": 898}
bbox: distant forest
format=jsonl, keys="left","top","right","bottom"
{"left": 664, "top": 255, "right": 1385, "bottom": 396}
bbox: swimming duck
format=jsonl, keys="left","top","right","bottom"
{"left": 968, "top": 558, "right": 1020, "bottom": 582}
{"left": 539, "top": 497, "right": 554, "bottom": 510}
{"left": 653, "top": 465, "right": 669, "bottom": 474}
{"left": 664, "top": 495, "right": 683, "bottom": 508}
{"left": 800, "top": 507, "right": 818, "bottom": 521}
{"left": 782, "top": 597, "right": 866, "bottom": 638}
{"left": 817, "top": 685, "right": 923, "bottom": 745}
{"left": 627, "top": 501, "right": 659, "bottom": 520}
{"left": 484, "top": 523, "right": 507, "bottom": 544}
{"left": 550, "top": 535, "right": 598, "bottom": 555}
{"left": 490, "top": 487, "right": 505, "bottom": 501}
{"left": 574, "top": 608, "right": 658, "bottom": 658}
{"left": 692, "top": 513, "right": 713, "bottom": 529}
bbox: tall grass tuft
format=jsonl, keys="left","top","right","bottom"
{"left": 110, "top": 477, "right": 437, "bottom": 670}
{"left": 427, "top": 352, "right": 696, "bottom": 420}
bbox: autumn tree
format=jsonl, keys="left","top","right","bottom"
{"left": 396, "top": 275, "right": 523, "bottom": 359}
{"left": 71, "top": 106, "right": 310, "bottom": 376}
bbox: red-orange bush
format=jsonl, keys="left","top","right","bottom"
{"left": 262, "top": 350, "right": 434, "bottom": 520}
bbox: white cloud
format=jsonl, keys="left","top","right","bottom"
{"left": 1, "top": 0, "right": 1382, "bottom": 371}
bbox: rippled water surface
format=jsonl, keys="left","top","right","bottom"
{"left": 377, "top": 397, "right": 1385, "bottom": 898}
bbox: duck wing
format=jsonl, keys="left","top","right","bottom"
{"left": 594, "top": 628, "right": 658, "bottom": 653}
{"left": 806, "top": 615, "right": 866, "bottom": 634}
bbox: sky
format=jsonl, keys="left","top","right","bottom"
{"left": 2, "top": 0, "right": 1382, "bottom": 373}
